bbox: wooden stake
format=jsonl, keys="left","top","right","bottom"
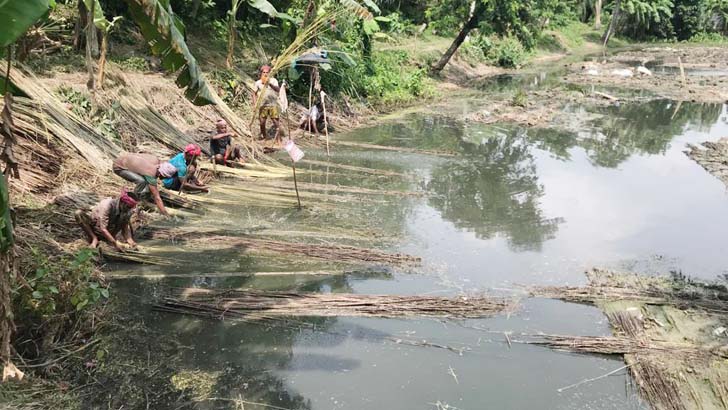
{"left": 678, "top": 56, "right": 686, "bottom": 86}
{"left": 292, "top": 161, "right": 302, "bottom": 209}
{"left": 321, "top": 90, "right": 330, "bottom": 157}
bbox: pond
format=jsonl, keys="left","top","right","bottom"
{"left": 110, "top": 92, "right": 728, "bottom": 409}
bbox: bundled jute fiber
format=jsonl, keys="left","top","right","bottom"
{"left": 146, "top": 231, "right": 420, "bottom": 267}
{"left": 530, "top": 268, "right": 728, "bottom": 312}
{"left": 3, "top": 67, "right": 121, "bottom": 170}
{"left": 155, "top": 288, "right": 516, "bottom": 319}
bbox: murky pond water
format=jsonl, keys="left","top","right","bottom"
{"left": 111, "top": 92, "right": 728, "bottom": 409}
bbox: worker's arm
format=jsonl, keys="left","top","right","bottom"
{"left": 122, "top": 223, "right": 137, "bottom": 247}
{"left": 99, "top": 227, "right": 123, "bottom": 251}
{"left": 148, "top": 184, "right": 169, "bottom": 216}
{"left": 211, "top": 131, "right": 234, "bottom": 140}
{"left": 182, "top": 180, "right": 209, "bottom": 193}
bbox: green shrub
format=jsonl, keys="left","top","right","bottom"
{"left": 320, "top": 49, "right": 435, "bottom": 109}
{"left": 56, "top": 86, "right": 92, "bottom": 117}
{"left": 489, "top": 36, "right": 528, "bottom": 68}
{"left": 113, "top": 56, "right": 149, "bottom": 72}
{"left": 512, "top": 89, "right": 528, "bottom": 107}
{"left": 688, "top": 31, "right": 728, "bottom": 43}
{"left": 458, "top": 34, "right": 529, "bottom": 68}
{"left": 17, "top": 248, "right": 107, "bottom": 317}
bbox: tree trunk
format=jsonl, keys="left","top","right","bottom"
{"left": 430, "top": 2, "right": 485, "bottom": 74}
{"left": 97, "top": 32, "right": 108, "bottom": 88}
{"left": 0, "top": 56, "right": 17, "bottom": 381}
{"left": 226, "top": 16, "right": 236, "bottom": 69}
{"left": 602, "top": 0, "right": 621, "bottom": 46}
{"left": 0, "top": 249, "right": 13, "bottom": 381}
{"left": 190, "top": 0, "right": 202, "bottom": 18}
{"left": 595, "top": 0, "right": 602, "bottom": 30}
{"left": 74, "top": 1, "right": 87, "bottom": 51}
{"left": 85, "top": 2, "right": 96, "bottom": 91}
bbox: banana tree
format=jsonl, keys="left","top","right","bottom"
{"left": 83, "top": 0, "right": 122, "bottom": 88}
{"left": 227, "top": 0, "right": 298, "bottom": 69}
{"left": 126, "top": 0, "right": 216, "bottom": 105}
{"left": 0, "top": 0, "right": 55, "bottom": 383}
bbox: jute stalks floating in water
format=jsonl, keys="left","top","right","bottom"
{"left": 158, "top": 190, "right": 203, "bottom": 210}
{"left": 101, "top": 248, "right": 173, "bottom": 265}
{"left": 529, "top": 269, "right": 728, "bottom": 410}
{"left": 147, "top": 231, "right": 421, "bottom": 267}
{"left": 248, "top": 179, "right": 425, "bottom": 197}
{"left": 320, "top": 138, "right": 459, "bottom": 157}
{"left": 155, "top": 288, "right": 516, "bottom": 319}
{"left": 530, "top": 268, "right": 728, "bottom": 312}
{"left": 297, "top": 159, "right": 409, "bottom": 178}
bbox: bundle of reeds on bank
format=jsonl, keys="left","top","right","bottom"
{"left": 155, "top": 288, "right": 515, "bottom": 320}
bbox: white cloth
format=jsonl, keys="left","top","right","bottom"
{"left": 278, "top": 82, "right": 289, "bottom": 111}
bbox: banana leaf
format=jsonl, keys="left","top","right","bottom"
{"left": 126, "top": 0, "right": 216, "bottom": 106}
{"left": 0, "top": 170, "right": 13, "bottom": 252}
{"left": 83, "top": 0, "right": 122, "bottom": 32}
{"left": 248, "top": 0, "right": 299, "bottom": 24}
{"left": 0, "top": 0, "right": 55, "bottom": 57}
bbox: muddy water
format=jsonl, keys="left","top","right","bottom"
{"left": 111, "top": 97, "right": 728, "bottom": 409}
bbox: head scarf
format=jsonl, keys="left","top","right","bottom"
{"left": 260, "top": 65, "right": 271, "bottom": 73}
{"left": 158, "top": 162, "right": 178, "bottom": 178}
{"left": 184, "top": 144, "right": 202, "bottom": 156}
{"left": 119, "top": 189, "right": 138, "bottom": 208}
{"left": 216, "top": 119, "right": 227, "bottom": 127}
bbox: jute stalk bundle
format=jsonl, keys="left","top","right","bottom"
{"left": 148, "top": 232, "right": 420, "bottom": 267}
{"left": 155, "top": 288, "right": 515, "bottom": 319}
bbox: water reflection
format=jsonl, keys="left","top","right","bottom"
{"left": 552, "top": 100, "right": 724, "bottom": 168}
{"left": 428, "top": 130, "right": 562, "bottom": 251}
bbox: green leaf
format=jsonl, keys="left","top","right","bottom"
{"left": 76, "top": 299, "right": 89, "bottom": 311}
{"left": 327, "top": 49, "right": 357, "bottom": 67}
{"left": 0, "top": 167, "right": 13, "bottom": 250}
{"left": 363, "top": 19, "right": 380, "bottom": 35}
{"left": 341, "top": 0, "right": 374, "bottom": 20}
{"left": 247, "top": 0, "right": 299, "bottom": 23}
{"left": 48, "top": 286, "right": 59, "bottom": 294}
{"left": 0, "top": 0, "right": 54, "bottom": 53}
{"left": 362, "top": 0, "right": 381, "bottom": 14}
{"left": 125, "top": 0, "right": 217, "bottom": 106}
{"left": 100, "top": 288, "right": 109, "bottom": 298}
{"left": 32, "top": 290, "right": 43, "bottom": 299}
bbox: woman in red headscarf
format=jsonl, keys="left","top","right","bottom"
{"left": 163, "top": 144, "right": 209, "bottom": 192}
{"left": 75, "top": 190, "right": 140, "bottom": 251}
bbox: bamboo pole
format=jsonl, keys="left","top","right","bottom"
{"left": 292, "top": 161, "right": 302, "bottom": 209}
{"left": 321, "top": 90, "right": 330, "bottom": 157}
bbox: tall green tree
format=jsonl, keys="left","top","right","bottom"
{"left": 431, "top": 0, "right": 544, "bottom": 73}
